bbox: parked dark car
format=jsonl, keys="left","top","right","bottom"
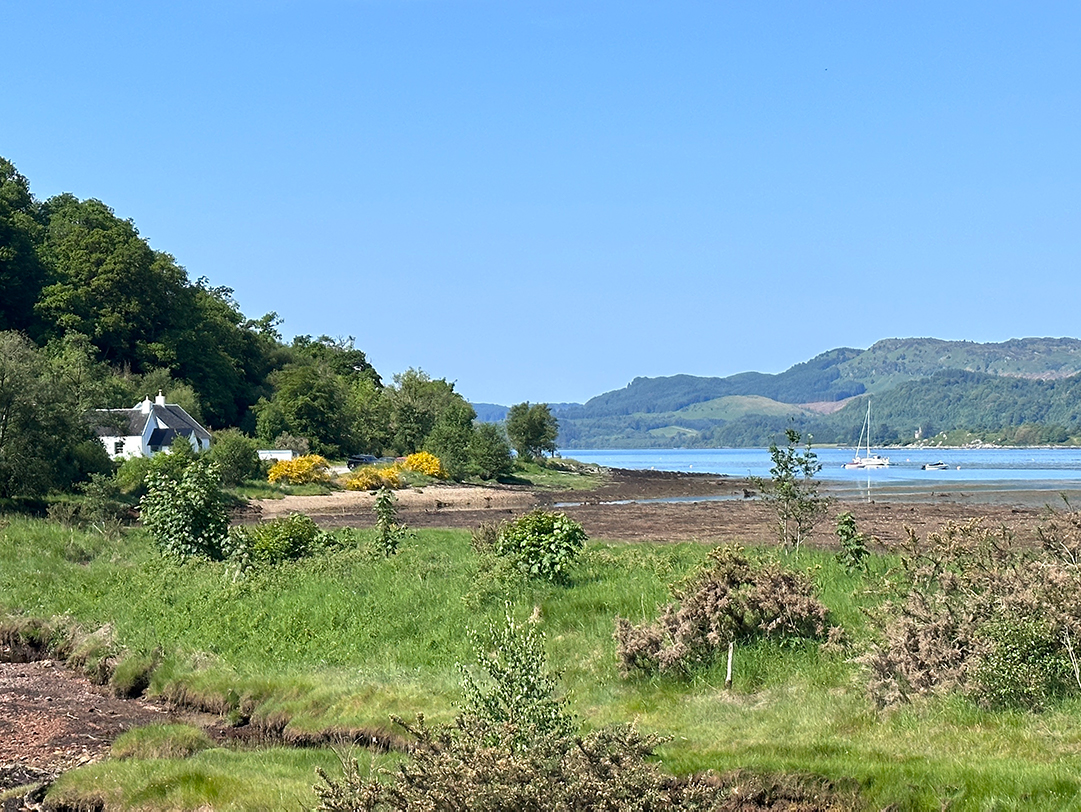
{"left": 346, "top": 454, "right": 378, "bottom": 469}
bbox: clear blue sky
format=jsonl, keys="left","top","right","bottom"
{"left": 4, "top": 2, "right": 1079, "bottom": 405}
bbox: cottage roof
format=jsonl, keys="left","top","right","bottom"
{"left": 91, "top": 401, "right": 211, "bottom": 442}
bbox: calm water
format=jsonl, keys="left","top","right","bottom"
{"left": 560, "top": 447, "right": 1081, "bottom": 504}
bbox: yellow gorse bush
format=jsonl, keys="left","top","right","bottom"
{"left": 267, "top": 454, "right": 332, "bottom": 485}
{"left": 402, "top": 451, "right": 446, "bottom": 479}
{"left": 343, "top": 465, "right": 402, "bottom": 491}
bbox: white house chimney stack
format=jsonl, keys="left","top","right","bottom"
{"left": 139, "top": 396, "right": 152, "bottom": 415}
{"left": 155, "top": 390, "right": 166, "bottom": 407}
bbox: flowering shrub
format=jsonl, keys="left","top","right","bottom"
{"left": 402, "top": 451, "right": 446, "bottom": 479}
{"left": 343, "top": 465, "right": 402, "bottom": 491}
{"left": 267, "top": 454, "right": 331, "bottom": 485}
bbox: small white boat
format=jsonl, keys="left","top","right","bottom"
{"left": 843, "top": 400, "right": 890, "bottom": 470}
{"left": 922, "top": 461, "right": 950, "bottom": 471}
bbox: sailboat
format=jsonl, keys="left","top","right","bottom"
{"left": 843, "top": 401, "right": 890, "bottom": 469}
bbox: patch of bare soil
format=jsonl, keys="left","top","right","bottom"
{"left": 0, "top": 660, "right": 169, "bottom": 793}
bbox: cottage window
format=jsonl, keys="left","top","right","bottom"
{"left": 114, "top": 441, "right": 124, "bottom": 455}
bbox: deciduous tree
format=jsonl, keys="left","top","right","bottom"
{"left": 505, "top": 402, "right": 559, "bottom": 461}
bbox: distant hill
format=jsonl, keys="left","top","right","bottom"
{"left": 471, "top": 401, "right": 581, "bottom": 424}
{"left": 557, "top": 337, "right": 1081, "bottom": 448}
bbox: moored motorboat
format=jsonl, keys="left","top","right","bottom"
{"left": 921, "top": 461, "right": 949, "bottom": 471}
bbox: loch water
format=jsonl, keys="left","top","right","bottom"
{"left": 560, "top": 447, "right": 1081, "bottom": 504}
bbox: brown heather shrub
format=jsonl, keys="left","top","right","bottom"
{"left": 614, "top": 546, "right": 830, "bottom": 677}
{"left": 316, "top": 716, "right": 855, "bottom": 811}
{"left": 862, "top": 514, "right": 1081, "bottom": 710}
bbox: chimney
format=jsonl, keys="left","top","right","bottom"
{"left": 139, "top": 396, "right": 152, "bottom": 415}
{"left": 155, "top": 390, "right": 166, "bottom": 407}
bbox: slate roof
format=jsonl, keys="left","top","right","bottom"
{"left": 91, "top": 403, "right": 211, "bottom": 442}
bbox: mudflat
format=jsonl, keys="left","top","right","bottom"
{"left": 255, "top": 466, "right": 1054, "bottom": 549}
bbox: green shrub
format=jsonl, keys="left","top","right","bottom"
{"left": 140, "top": 458, "right": 230, "bottom": 560}
{"left": 835, "top": 511, "right": 869, "bottom": 572}
{"left": 372, "top": 486, "right": 409, "bottom": 557}
{"left": 970, "top": 619, "right": 1073, "bottom": 711}
{"left": 114, "top": 455, "right": 153, "bottom": 496}
{"left": 467, "top": 422, "right": 514, "bottom": 481}
{"left": 496, "top": 510, "right": 586, "bottom": 583}
{"left": 225, "top": 513, "right": 328, "bottom": 569}
{"left": 209, "top": 428, "right": 261, "bottom": 487}
{"left": 460, "top": 606, "right": 574, "bottom": 748}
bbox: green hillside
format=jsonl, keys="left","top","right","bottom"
{"left": 559, "top": 338, "right": 1081, "bottom": 448}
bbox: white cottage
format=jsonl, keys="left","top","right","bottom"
{"left": 93, "top": 393, "right": 212, "bottom": 460}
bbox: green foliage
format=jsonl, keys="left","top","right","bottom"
{"left": 460, "top": 606, "right": 575, "bottom": 747}
{"left": 140, "top": 458, "right": 230, "bottom": 560}
{"left": 387, "top": 368, "right": 468, "bottom": 457}
{"left": 0, "top": 157, "right": 48, "bottom": 335}
{"left": 970, "top": 620, "right": 1073, "bottom": 711}
{"left": 225, "top": 513, "right": 329, "bottom": 569}
{"left": 423, "top": 399, "right": 477, "bottom": 481}
{"left": 208, "top": 428, "right": 261, "bottom": 487}
{"left": 756, "top": 428, "right": 829, "bottom": 553}
{"left": 505, "top": 401, "right": 559, "bottom": 461}
{"left": 835, "top": 511, "right": 869, "bottom": 572}
{"left": 496, "top": 510, "right": 586, "bottom": 582}
{"left": 114, "top": 455, "right": 153, "bottom": 495}
{"left": 372, "top": 486, "right": 409, "bottom": 557}
{"left": 467, "top": 422, "right": 514, "bottom": 480}
{"left": 0, "top": 330, "right": 110, "bottom": 497}
{"left": 255, "top": 362, "right": 358, "bottom": 457}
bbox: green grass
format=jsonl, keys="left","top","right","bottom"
{"left": 505, "top": 459, "right": 607, "bottom": 490}
{"left": 4, "top": 517, "right": 1081, "bottom": 809}
{"left": 47, "top": 746, "right": 395, "bottom": 811}
{"left": 232, "top": 479, "right": 337, "bottom": 499}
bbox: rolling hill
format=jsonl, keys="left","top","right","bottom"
{"left": 554, "top": 337, "right": 1081, "bottom": 448}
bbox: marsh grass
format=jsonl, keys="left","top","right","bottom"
{"left": 47, "top": 746, "right": 391, "bottom": 812}
{"left": 504, "top": 459, "right": 607, "bottom": 490}
{"left": 3, "top": 517, "right": 1081, "bottom": 809}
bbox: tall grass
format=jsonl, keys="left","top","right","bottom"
{"left": 4, "top": 516, "right": 1081, "bottom": 809}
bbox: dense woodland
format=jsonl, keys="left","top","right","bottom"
{"left": 0, "top": 156, "right": 507, "bottom": 497}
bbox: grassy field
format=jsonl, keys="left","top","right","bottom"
{"left": 4, "top": 516, "right": 1081, "bottom": 810}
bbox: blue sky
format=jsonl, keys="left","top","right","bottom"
{"left": 3, "top": 2, "right": 1079, "bottom": 405}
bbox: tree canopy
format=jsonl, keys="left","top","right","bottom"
{"left": 505, "top": 402, "right": 559, "bottom": 461}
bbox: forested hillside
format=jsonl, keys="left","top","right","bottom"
{"left": 0, "top": 156, "right": 495, "bottom": 497}
{"left": 559, "top": 340, "right": 1081, "bottom": 448}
